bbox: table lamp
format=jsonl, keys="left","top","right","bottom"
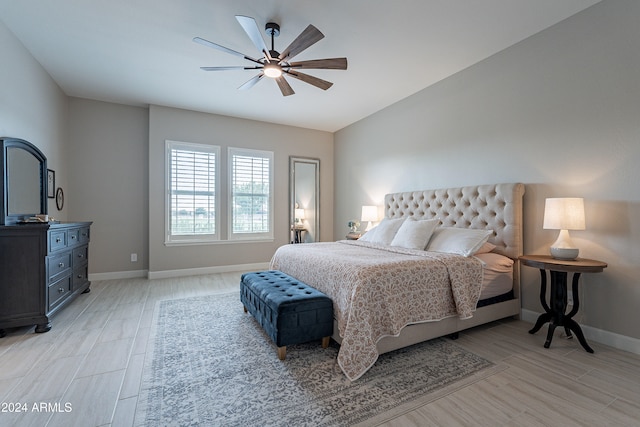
{"left": 543, "top": 197, "right": 585, "bottom": 260}
{"left": 294, "top": 208, "right": 305, "bottom": 224}
{"left": 361, "top": 205, "right": 378, "bottom": 232}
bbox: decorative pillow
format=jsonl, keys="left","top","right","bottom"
{"left": 475, "top": 241, "right": 496, "bottom": 254}
{"left": 426, "top": 227, "right": 493, "bottom": 257}
{"left": 390, "top": 218, "right": 439, "bottom": 250}
{"left": 360, "top": 217, "right": 405, "bottom": 245}
{"left": 358, "top": 226, "right": 378, "bottom": 242}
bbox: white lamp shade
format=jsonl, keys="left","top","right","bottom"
{"left": 294, "top": 208, "right": 305, "bottom": 220}
{"left": 361, "top": 205, "right": 378, "bottom": 232}
{"left": 543, "top": 198, "right": 585, "bottom": 230}
{"left": 361, "top": 206, "right": 378, "bottom": 222}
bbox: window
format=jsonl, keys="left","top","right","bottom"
{"left": 166, "top": 141, "right": 219, "bottom": 243}
{"left": 228, "top": 147, "right": 273, "bottom": 240}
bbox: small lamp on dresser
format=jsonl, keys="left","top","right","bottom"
{"left": 543, "top": 197, "right": 586, "bottom": 260}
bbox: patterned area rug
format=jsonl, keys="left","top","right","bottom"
{"left": 135, "top": 292, "right": 495, "bottom": 427}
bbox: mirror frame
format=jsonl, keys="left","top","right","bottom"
{"left": 289, "top": 156, "right": 320, "bottom": 243}
{"left": 1, "top": 137, "right": 48, "bottom": 225}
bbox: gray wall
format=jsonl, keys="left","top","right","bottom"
{"left": 0, "top": 20, "right": 68, "bottom": 218}
{"left": 334, "top": 0, "right": 640, "bottom": 342}
{"left": 148, "top": 105, "right": 333, "bottom": 276}
{"left": 67, "top": 98, "right": 149, "bottom": 275}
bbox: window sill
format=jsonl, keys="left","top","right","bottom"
{"left": 164, "top": 238, "right": 274, "bottom": 247}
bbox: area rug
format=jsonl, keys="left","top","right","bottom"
{"left": 134, "top": 292, "right": 497, "bottom": 427}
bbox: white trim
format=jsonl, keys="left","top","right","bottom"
{"left": 147, "top": 262, "right": 270, "bottom": 279}
{"left": 89, "top": 270, "right": 148, "bottom": 281}
{"left": 521, "top": 309, "right": 640, "bottom": 356}
{"left": 164, "top": 238, "right": 274, "bottom": 247}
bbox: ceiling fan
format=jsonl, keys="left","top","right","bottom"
{"left": 193, "top": 15, "right": 347, "bottom": 96}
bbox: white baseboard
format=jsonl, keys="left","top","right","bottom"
{"left": 521, "top": 309, "right": 640, "bottom": 356}
{"left": 88, "top": 262, "right": 270, "bottom": 282}
{"left": 147, "top": 262, "right": 270, "bottom": 279}
{"left": 89, "top": 270, "right": 148, "bottom": 281}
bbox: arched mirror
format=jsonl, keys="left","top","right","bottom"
{"left": 289, "top": 157, "right": 319, "bottom": 243}
{"left": 1, "top": 138, "right": 48, "bottom": 225}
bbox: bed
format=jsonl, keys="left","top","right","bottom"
{"left": 270, "top": 183, "right": 525, "bottom": 380}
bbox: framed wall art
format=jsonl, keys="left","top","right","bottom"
{"left": 47, "top": 169, "right": 55, "bottom": 198}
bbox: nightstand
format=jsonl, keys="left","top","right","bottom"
{"left": 291, "top": 225, "right": 306, "bottom": 244}
{"left": 520, "top": 254, "right": 607, "bottom": 353}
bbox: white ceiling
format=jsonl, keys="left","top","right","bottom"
{"left": 1, "top": 0, "right": 600, "bottom": 132}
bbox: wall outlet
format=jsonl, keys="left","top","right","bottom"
{"left": 130, "top": 253, "right": 138, "bottom": 262}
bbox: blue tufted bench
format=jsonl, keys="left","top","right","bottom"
{"left": 240, "top": 270, "right": 333, "bottom": 360}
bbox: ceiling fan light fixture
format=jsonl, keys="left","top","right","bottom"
{"left": 263, "top": 63, "right": 282, "bottom": 78}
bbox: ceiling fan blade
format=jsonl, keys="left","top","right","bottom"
{"left": 193, "top": 37, "right": 262, "bottom": 65}
{"left": 238, "top": 73, "right": 265, "bottom": 90}
{"left": 285, "top": 70, "right": 333, "bottom": 91}
{"left": 288, "top": 57, "right": 347, "bottom": 70}
{"left": 200, "top": 66, "right": 263, "bottom": 71}
{"left": 275, "top": 76, "right": 295, "bottom": 96}
{"left": 278, "top": 24, "right": 324, "bottom": 62}
{"left": 235, "top": 15, "right": 272, "bottom": 61}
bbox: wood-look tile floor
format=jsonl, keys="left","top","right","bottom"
{"left": 1, "top": 272, "right": 639, "bottom": 426}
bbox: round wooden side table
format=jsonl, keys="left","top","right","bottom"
{"left": 520, "top": 254, "right": 607, "bottom": 353}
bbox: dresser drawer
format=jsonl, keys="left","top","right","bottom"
{"left": 72, "top": 265, "right": 89, "bottom": 291}
{"left": 68, "top": 228, "right": 80, "bottom": 246}
{"left": 72, "top": 245, "right": 89, "bottom": 266}
{"left": 48, "top": 252, "right": 72, "bottom": 281}
{"left": 78, "top": 227, "right": 90, "bottom": 245}
{"left": 49, "top": 230, "right": 67, "bottom": 252}
{"left": 48, "top": 275, "right": 72, "bottom": 312}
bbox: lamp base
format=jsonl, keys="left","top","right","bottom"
{"left": 549, "top": 229, "right": 579, "bottom": 260}
{"left": 550, "top": 246, "right": 579, "bottom": 260}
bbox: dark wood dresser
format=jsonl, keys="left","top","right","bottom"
{"left": 0, "top": 221, "right": 92, "bottom": 337}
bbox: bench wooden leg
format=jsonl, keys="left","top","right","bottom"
{"left": 277, "top": 346, "right": 286, "bottom": 360}
{"left": 243, "top": 306, "right": 247, "bottom": 313}
{"left": 322, "top": 336, "right": 330, "bottom": 348}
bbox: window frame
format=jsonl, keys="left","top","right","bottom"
{"left": 227, "top": 147, "right": 274, "bottom": 241}
{"left": 165, "top": 140, "right": 220, "bottom": 245}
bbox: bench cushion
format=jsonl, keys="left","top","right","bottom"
{"left": 240, "top": 270, "right": 333, "bottom": 347}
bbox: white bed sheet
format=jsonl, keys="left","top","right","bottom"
{"left": 476, "top": 252, "right": 514, "bottom": 300}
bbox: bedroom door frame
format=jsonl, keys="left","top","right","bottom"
{"left": 289, "top": 156, "right": 319, "bottom": 243}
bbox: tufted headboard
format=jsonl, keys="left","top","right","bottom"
{"left": 384, "top": 183, "right": 525, "bottom": 260}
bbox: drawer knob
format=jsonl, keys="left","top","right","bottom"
{"left": 77, "top": 253, "right": 84, "bottom": 258}
{"left": 58, "top": 262, "right": 65, "bottom": 268}
{"left": 58, "top": 287, "right": 64, "bottom": 293}
{"left": 56, "top": 238, "right": 61, "bottom": 243}
{"left": 71, "top": 235, "right": 76, "bottom": 240}
{"left": 77, "top": 274, "right": 83, "bottom": 279}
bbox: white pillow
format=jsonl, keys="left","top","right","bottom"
{"left": 358, "top": 226, "right": 378, "bottom": 242}
{"left": 426, "top": 227, "right": 493, "bottom": 257}
{"left": 390, "top": 218, "right": 439, "bottom": 250}
{"left": 360, "top": 217, "right": 405, "bottom": 245}
{"left": 475, "top": 241, "right": 496, "bottom": 254}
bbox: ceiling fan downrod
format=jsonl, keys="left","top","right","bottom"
{"left": 265, "top": 22, "right": 280, "bottom": 59}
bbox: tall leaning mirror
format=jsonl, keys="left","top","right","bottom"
{"left": 289, "top": 157, "right": 319, "bottom": 243}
